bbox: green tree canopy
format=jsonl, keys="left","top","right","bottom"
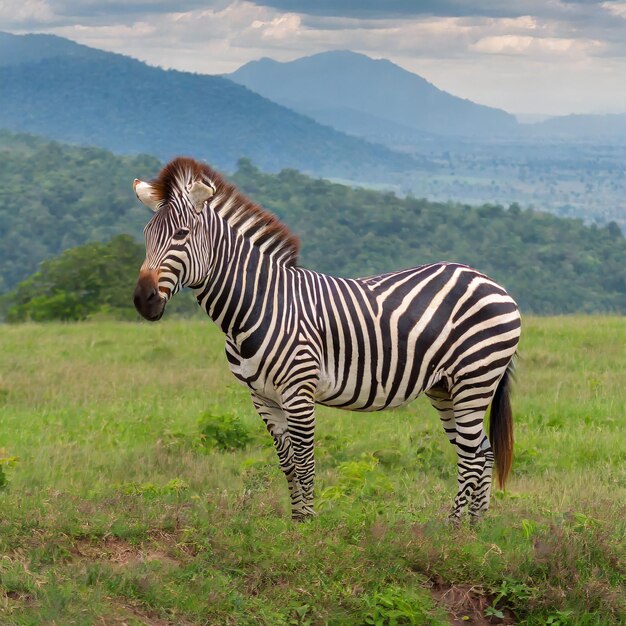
{"left": 0, "top": 130, "right": 159, "bottom": 293}
{"left": 4, "top": 235, "right": 145, "bottom": 321}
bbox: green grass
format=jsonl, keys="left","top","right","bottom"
{"left": 0, "top": 316, "right": 624, "bottom": 625}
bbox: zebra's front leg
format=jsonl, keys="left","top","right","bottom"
{"left": 251, "top": 395, "right": 302, "bottom": 515}
{"left": 283, "top": 393, "right": 317, "bottom": 521}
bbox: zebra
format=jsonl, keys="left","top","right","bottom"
{"left": 133, "top": 157, "right": 521, "bottom": 523}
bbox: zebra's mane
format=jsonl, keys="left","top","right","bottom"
{"left": 150, "top": 157, "right": 300, "bottom": 265}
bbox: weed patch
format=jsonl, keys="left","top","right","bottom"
{"left": 364, "top": 585, "right": 448, "bottom": 625}
{"left": 0, "top": 452, "right": 18, "bottom": 490}
{"left": 318, "top": 454, "right": 393, "bottom": 510}
{"left": 117, "top": 478, "right": 190, "bottom": 498}
{"left": 197, "top": 411, "right": 253, "bottom": 451}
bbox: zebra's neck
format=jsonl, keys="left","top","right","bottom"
{"left": 209, "top": 183, "right": 299, "bottom": 266}
{"left": 193, "top": 211, "right": 294, "bottom": 344}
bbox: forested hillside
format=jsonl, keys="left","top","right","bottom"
{"left": 0, "top": 132, "right": 158, "bottom": 292}
{"left": 0, "top": 32, "right": 416, "bottom": 179}
{"left": 232, "top": 162, "right": 626, "bottom": 314}
{"left": 1, "top": 132, "right": 624, "bottom": 315}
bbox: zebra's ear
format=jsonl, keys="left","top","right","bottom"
{"left": 133, "top": 179, "right": 161, "bottom": 212}
{"left": 189, "top": 180, "right": 214, "bottom": 213}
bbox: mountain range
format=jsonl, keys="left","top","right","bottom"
{"left": 2, "top": 31, "right": 624, "bottom": 173}
{"left": 229, "top": 51, "right": 626, "bottom": 146}
{"left": 531, "top": 113, "right": 626, "bottom": 140}
{"left": 1, "top": 31, "right": 625, "bottom": 232}
{"left": 229, "top": 51, "right": 519, "bottom": 147}
{"left": 0, "top": 32, "right": 417, "bottom": 180}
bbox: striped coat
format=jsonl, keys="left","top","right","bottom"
{"left": 133, "top": 157, "right": 520, "bottom": 522}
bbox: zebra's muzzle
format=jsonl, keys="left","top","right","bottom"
{"left": 133, "top": 271, "right": 166, "bottom": 321}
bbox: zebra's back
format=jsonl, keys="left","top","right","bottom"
{"left": 312, "top": 262, "right": 520, "bottom": 411}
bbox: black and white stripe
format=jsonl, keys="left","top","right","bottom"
{"left": 134, "top": 158, "right": 521, "bottom": 521}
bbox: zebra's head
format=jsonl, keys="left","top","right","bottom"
{"left": 132, "top": 159, "right": 216, "bottom": 321}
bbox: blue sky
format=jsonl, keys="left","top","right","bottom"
{"left": 3, "top": 0, "right": 626, "bottom": 116}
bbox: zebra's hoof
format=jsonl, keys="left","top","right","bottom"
{"left": 446, "top": 514, "right": 462, "bottom": 529}
{"left": 291, "top": 506, "right": 316, "bottom": 522}
{"left": 468, "top": 508, "right": 488, "bottom": 526}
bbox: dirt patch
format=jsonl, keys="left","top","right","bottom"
{"left": 431, "top": 582, "right": 516, "bottom": 625}
{"left": 72, "top": 536, "right": 179, "bottom": 569}
{"left": 95, "top": 599, "right": 193, "bottom": 626}
{"left": 2, "top": 589, "right": 36, "bottom": 606}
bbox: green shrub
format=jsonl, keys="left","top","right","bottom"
{"left": 363, "top": 585, "right": 447, "bottom": 625}
{"left": 0, "top": 454, "right": 18, "bottom": 490}
{"left": 197, "top": 412, "right": 252, "bottom": 452}
{"left": 318, "top": 454, "right": 393, "bottom": 508}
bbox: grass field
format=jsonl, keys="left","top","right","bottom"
{"left": 0, "top": 317, "right": 624, "bottom": 625}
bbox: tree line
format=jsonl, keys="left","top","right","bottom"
{"left": 232, "top": 160, "right": 626, "bottom": 314}
{"left": 1, "top": 133, "right": 625, "bottom": 320}
{"left": 1, "top": 235, "right": 197, "bottom": 322}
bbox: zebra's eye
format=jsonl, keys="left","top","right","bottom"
{"left": 173, "top": 228, "right": 189, "bottom": 240}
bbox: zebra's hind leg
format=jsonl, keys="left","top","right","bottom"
{"left": 427, "top": 381, "right": 495, "bottom": 523}
{"left": 426, "top": 383, "right": 457, "bottom": 447}
{"left": 468, "top": 446, "right": 494, "bottom": 522}
{"left": 449, "top": 386, "right": 496, "bottom": 524}
{"left": 426, "top": 384, "right": 467, "bottom": 524}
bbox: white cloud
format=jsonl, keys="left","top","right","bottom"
{"left": 41, "top": 2, "right": 281, "bottom": 73}
{"left": 250, "top": 13, "right": 302, "bottom": 40}
{"left": 602, "top": 1, "right": 626, "bottom": 18}
{"left": 471, "top": 34, "right": 604, "bottom": 57}
{"left": 5, "top": 0, "right": 626, "bottom": 114}
{"left": 0, "top": 0, "right": 55, "bottom": 25}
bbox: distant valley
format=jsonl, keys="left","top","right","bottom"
{"left": 229, "top": 51, "right": 626, "bottom": 231}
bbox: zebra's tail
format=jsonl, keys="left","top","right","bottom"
{"left": 490, "top": 359, "right": 515, "bottom": 489}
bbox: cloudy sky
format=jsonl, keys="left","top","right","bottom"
{"left": 3, "top": 0, "right": 626, "bottom": 116}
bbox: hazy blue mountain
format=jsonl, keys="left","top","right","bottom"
{"left": 0, "top": 33, "right": 418, "bottom": 178}
{"left": 0, "top": 31, "right": 108, "bottom": 66}
{"left": 295, "top": 106, "right": 434, "bottom": 150}
{"left": 228, "top": 51, "right": 519, "bottom": 144}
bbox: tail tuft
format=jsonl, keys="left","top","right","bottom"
{"left": 490, "top": 360, "right": 515, "bottom": 489}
